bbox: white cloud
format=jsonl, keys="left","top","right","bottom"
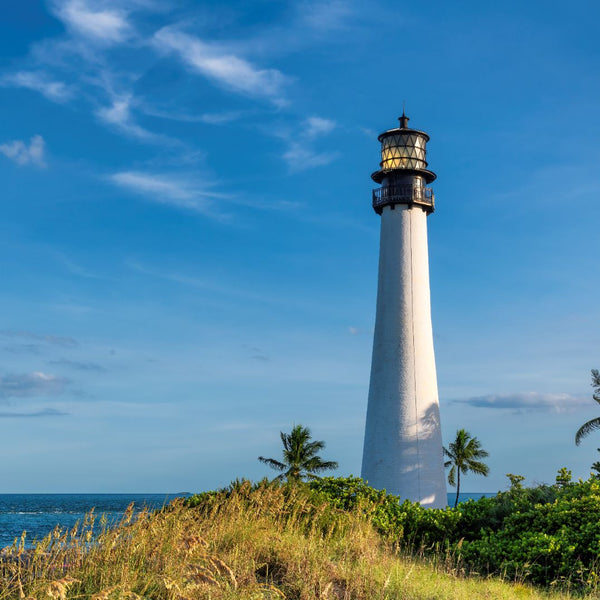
{"left": 137, "top": 103, "right": 244, "bottom": 126}
{"left": 0, "top": 135, "right": 46, "bottom": 167}
{"left": 153, "top": 28, "right": 288, "bottom": 103}
{"left": 109, "top": 171, "right": 224, "bottom": 214}
{"left": 275, "top": 116, "right": 337, "bottom": 171}
{"left": 98, "top": 95, "right": 130, "bottom": 125}
{"left": 96, "top": 94, "right": 157, "bottom": 140}
{"left": 452, "top": 392, "right": 590, "bottom": 413}
{"left": 304, "top": 116, "right": 336, "bottom": 138}
{"left": 111, "top": 171, "right": 299, "bottom": 216}
{"left": 282, "top": 143, "right": 338, "bottom": 172}
{"left": 2, "top": 71, "right": 73, "bottom": 102}
{"left": 51, "top": 0, "right": 132, "bottom": 44}
{"left": 0, "top": 372, "right": 70, "bottom": 399}
{"left": 199, "top": 111, "right": 245, "bottom": 125}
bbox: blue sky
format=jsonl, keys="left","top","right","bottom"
{"left": 1, "top": 0, "right": 599, "bottom": 493}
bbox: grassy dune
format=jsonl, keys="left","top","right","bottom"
{"left": 0, "top": 484, "right": 587, "bottom": 600}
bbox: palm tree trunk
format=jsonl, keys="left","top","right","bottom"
{"left": 454, "top": 470, "right": 461, "bottom": 508}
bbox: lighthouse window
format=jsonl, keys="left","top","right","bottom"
{"left": 380, "top": 133, "right": 427, "bottom": 171}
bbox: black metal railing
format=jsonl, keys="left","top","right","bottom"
{"left": 372, "top": 184, "right": 434, "bottom": 214}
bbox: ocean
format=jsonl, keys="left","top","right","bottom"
{"left": 450, "top": 492, "right": 495, "bottom": 505}
{"left": 0, "top": 494, "right": 176, "bottom": 548}
{"left": 0, "top": 492, "right": 495, "bottom": 548}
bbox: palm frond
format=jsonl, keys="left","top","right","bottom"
{"left": 575, "top": 418, "right": 600, "bottom": 445}
{"left": 447, "top": 465, "right": 456, "bottom": 487}
{"left": 304, "top": 440, "right": 326, "bottom": 454}
{"left": 258, "top": 456, "right": 286, "bottom": 471}
{"left": 308, "top": 460, "right": 338, "bottom": 473}
{"left": 592, "top": 369, "right": 600, "bottom": 403}
{"left": 465, "top": 460, "right": 490, "bottom": 476}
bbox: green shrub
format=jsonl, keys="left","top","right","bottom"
{"left": 459, "top": 478, "right": 600, "bottom": 588}
{"left": 185, "top": 474, "right": 600, "bottom": 591}
{"left": 308, "top": 476, "right": 461, "bottom": 547}
{"left": 308, "top": 474, "right": 600, "bottom": 592}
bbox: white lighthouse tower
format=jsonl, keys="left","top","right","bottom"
{"left": 361, "top": 113, "right": 447, "bottom": 509}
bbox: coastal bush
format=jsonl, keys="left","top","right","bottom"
{"left": 307, "top": 475, "right": 600, "bottom": 592}
{"left": 308, "top": 476, "right": 462, "bottom": 546}
{"left": 458, "top": 478, "right": 600, "bottom": 588}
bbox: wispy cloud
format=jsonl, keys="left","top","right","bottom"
{"left": 304, "top": 116, "right": 336, "bottom": 138}
{"left": 452, "top": 392, "right": 589, "bottom": 413}
{"left": 243, "top": 344, "right": 270, "bottom": 362}
{"left": 0, "top": 372, "right": 70, "bottom": 399}
{"left": 109, "top": 171, "right": 225, "bottom": 214}
{"left": 51, "top": 0, "right": 132, "bottom": 45}
{"left": 277, "top": 115, "right": 338, "bottom": 171}
{"left": 1, "top": 344, "right": 42, "bottom": 355}
{"left": 231, "top": 197, "right": 303, "bottom": 212}
{"left": 198, "top": 111, "right": 245, "bottom": 125}
{"left": 0, "top": 330, "right": 78, "bottom": 348}
{"left": 49, "top": 359, "right": 106, "bottom": 372}
{"left": 96, "top": 94, "right": 159, "bottom": 141}
{"left": 282, "top": 143, "right": 338, "bottom": 172}
{"left": 153, "top": 27, "right": 288, "bottom": 103}
{"left": 51, "top": 251, "right": 103, "bottom": 279}
{"left": 126, "top": 259, "right": 277, "bottom": 305}
{"left": 111, "top": 170, "right": 298, "bottom": 216}
{"left": 0, "top": 135, "right": 46, "bottom": 167}
{"left": 298, "top": 0, "right": 355, "bottom": 32}
{"left": 1, "top": 71, "right": 73, "bottom": 102}
{"left": 138, "top": 100, "right": 246, "bottom": 125}
{"left": 0, "top": 408, "right": 68, "bottom": 418}
{"left": 13, "top": 3, "right": 167, "bottom": 146}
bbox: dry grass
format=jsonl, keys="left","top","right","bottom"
{"left": 0, "top": 483, "right": 587, "bottom": 600}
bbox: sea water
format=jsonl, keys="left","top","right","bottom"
{"left": 0, "top": 494, "right": 174, "bottom": 547}
{"left": 0, "top": 492, "right": 496, "bottom": 548}
{"left": 450, "top": 492, "right": 496, "bottom": 504}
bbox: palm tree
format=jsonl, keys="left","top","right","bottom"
{"left": 575, "top": 369, "right": 600, "bottom": 446}
{"left": 443, "top": 429, "right": 489, "bottom": 508}
{"left": 258, "top": 424, "right": 338, "bottom": 483}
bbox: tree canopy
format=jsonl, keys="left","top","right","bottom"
{"left": 258, "top": 424, "right": 338, "bottom": 482}
{"left": 444, "top": 429, "right": 489, "bottom": 508}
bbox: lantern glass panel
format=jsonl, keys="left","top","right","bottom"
{"left": 380, "top": 132, "right": 428, "bottom": 170}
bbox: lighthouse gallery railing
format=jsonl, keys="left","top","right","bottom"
{"left": 372, "top": 184, "right": 435, "bottom": 213}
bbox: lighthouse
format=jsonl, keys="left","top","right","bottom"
{"left": 361, "top": 113, "right": 447, "bottom": 509}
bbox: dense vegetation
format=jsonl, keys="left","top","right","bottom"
{"left": 2, "top": 475, "right": 599, "bottom": 598}
{"left": 0, "top": 481, "right": 588, "bottom": 600}
{"left": 306, "top": 475, "right": 600, "bottom": 591}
